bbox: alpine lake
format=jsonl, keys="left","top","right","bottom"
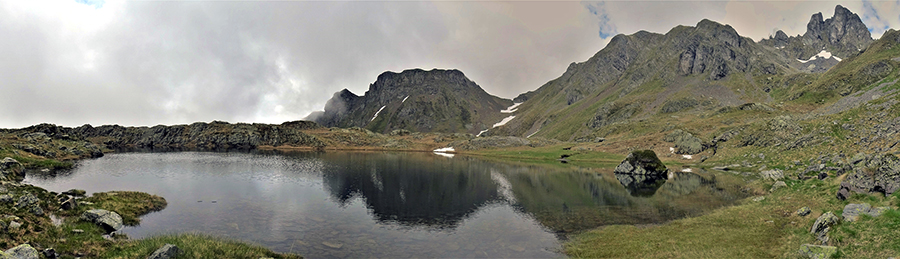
{"left": 24, "top": 151, "right": 749, "bottom": 258}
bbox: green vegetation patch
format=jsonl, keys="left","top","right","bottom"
{"left": 105, "top": 233, "right": 303, "bottom": 259}
{"left": 59, "top": 191, "right": 168, "bottom": 225}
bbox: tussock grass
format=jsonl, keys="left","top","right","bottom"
{"left": 105, "top": 233, "right": 303, "bottom": 259}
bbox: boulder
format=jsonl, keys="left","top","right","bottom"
{"left": 8, "top": 221, "right": 21, "bottom": 230}
{"left": 14, "top": 192, "right": 39, "bottom": 210}
{"left": 798, "top": 244, "right": 837, "bottom": 259}
{"left": 81, "top": 209, "right": 124, "bottom": 233}
{"left": 4, "top": 244, "right": 39, "bottom": 259}
{"left": 147, "top": 244, "right": 180, "bottom": 259}
{"left": 60, "top": 197, "right": 77, "bottom": 211}
{"left": 614, "top": 150, "right": 668, "bottom": 176}
{"left": 836, "top": 153, "right": 900, "bottom": 200}
{"left": 810, "top": 212, "right": 840, "bottom": 244}
{"left": 842, "top": 203, "right": 888, "bottom": 222}
{"left": 797, "top": 207, "right": 812, "bottom": 216}
{"left": 42, "top": 248, "right": 59, "bottom": 259}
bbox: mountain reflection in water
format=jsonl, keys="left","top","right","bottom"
{"left": 25, "top": 151, "right": 747, "bottom": 257}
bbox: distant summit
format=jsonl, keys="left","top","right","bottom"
{"left": 307, "top": 69, "right": 512, "bottom": 134}
{"left": 762, "top": 5, "right": 873, "bottom": 72}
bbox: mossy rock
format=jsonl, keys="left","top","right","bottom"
{"left": 614, "top": 150, "right": 668, "bottom": 176}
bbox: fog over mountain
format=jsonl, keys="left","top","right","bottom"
{"left": 2, "top": 1, "right": 897, "bottom": 128}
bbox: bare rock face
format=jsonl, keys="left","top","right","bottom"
{"left": 0, "top": 157, "right": 24, "bottom": 182}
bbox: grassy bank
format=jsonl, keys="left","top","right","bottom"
{"left": 564, "top": 173, "right": 900, "bottom": 258}
{"left": 106, "top": 233, "right": 302, "bottom": 259}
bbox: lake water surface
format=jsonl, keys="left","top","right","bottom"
{"left": 25, "top": 151, "right": 748, "bottom": 258}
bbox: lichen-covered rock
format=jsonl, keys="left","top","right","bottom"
{"left": 614, "top": 150, "right": 668, "bottom": 176}
{"left": 797, "top": 207, "right": 812, "bottom": 216}
{"left": 82, "top": 209, "right": 124, "bottom": 233}
{"left": 810, "top": 212, "right": 840, "bottom": 244}
{"left": 770, "top": 181, "right": 787, "bottom": 192}
{"left": 663, "top": 130, "right": 705, "bottom": 155}
{"left": 798, "top": 244, "right": 837, "bottom": 259}
{"left": 842, "top": 203, "right": 888, "bottom": 222}
{"left": 760, "top": 169, "right": 784, "bottom": 181}
{"left": 14, "top": 192, "right": 39, "bottom": 210}
{"left": 837, "top": 153, "right": 900, "bottom": 200}
{"left": 4, "top": 244, "right": 39, "bottom": 259}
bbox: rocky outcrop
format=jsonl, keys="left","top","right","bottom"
{"left": 614, "top": 150, "right": 668, "bottom": 176}
{"left": 0, "top": 157, "right": 24, "bottom": 182}
{"left": 836, "top": 153, "right": 900, "bottom": 200}
{"left": 663, "top": 129, "right": 705, "bottom": 155}
{"left": 841, "top": 203, "right": 888, "bottom": 222}
{"left": 810, "top": 212, "right": 840, "bottom": 244}
{"left": 309, "top": 69, "right": 512, "bottom": 135}
{"left": 82, "top": 209, "right": 124, "bottom": 233}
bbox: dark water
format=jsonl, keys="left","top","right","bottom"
{"left": 25, "top": 151, "right": 748, "bottom": 258}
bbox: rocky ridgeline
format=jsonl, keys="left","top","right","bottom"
{"left": 762, "top": 5, "right": 873, "bottom": 65}
{"left": 15, "top": 121, "right": 325, "bottom": 152}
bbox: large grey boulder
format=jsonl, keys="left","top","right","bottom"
{"left": 4, "top": 244, "right": 39, "bottom": 259}
{"left": 842, "top": 203, "right": 888, "bottom": 222}
{"left": 81, "top": 209, "right": 124, "bottom": 233}
{"left": 147, "top": 244, "right": 180, "bottom": 259}
{"left": 614, "top": 150, "right": 668, "bottom": 176}
{"left": 810, "top": 212, "right": 840, "bottom": 244}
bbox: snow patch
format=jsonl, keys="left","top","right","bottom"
{"left": 371, "top": 105, "right": 386, "bottom": 121}
{"left": 501, "top": 102, "right": 522, "bottom": 113}
{"left": 775, "top": 46, "right": 784, "bottom": 49}
{"left": 681, "top": 168, "right": 693, "bottom": 172}
{"left": 433, "top": 147, "right": 455, "bottom": 153}
{"left": 493, "top": 116, "right": 515, "bottom": 128}
{"left": 401, "top": 95, "right": 409, "bottom": 103}
{"left": 669, "top": 147, "right": 675, "bottom": 153}
{"left": 682, "top": 154, "right": 693, "bottom": 160}
{"left": 798, "top": 50, "right": 840, "bottom": 63}
{"left": 526, "top": 129, "right": 540, "bottom": 138}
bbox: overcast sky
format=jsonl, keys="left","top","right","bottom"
{"left": 1, "top": 0, "right": 897, "bottom": 128}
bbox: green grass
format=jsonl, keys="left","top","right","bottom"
{"left": 105, "top": 233, "right": 302, "bottom": 259}
{"left": 6, "top": 154, "right": 73, "bottom": 169}
{"left": 465, "top": 143, "right": 623, "bottom": 168}
{"left": 58, "top": 191, "right": 168, "bottom": 225}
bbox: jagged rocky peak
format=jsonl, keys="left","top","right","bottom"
{"left": 803, "top": 5, "right": 871, "bottom": 49}
{"left": 762, "top": 4, "right": 873, "bottom": 69}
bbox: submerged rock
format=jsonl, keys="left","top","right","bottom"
{"left": 614, "top": 150, "right": 668, "bottom": 176}
{"left": 82, "top": 209, "right": 124, "bottom": 233}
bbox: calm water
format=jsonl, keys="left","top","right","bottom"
{"left": 25, "top": 151, "right": 748, "bottom": 258}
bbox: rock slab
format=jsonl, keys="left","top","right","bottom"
{"left": 82, "top": 209, "right": 124, "bottom": 233}
{"left": 147, "top": 244, "right": 180, "bottom": 259}
{"left": 4, "top": 244, "right": 39, "bottom": 259}
{"left": 842, "top": 203, "right": 888, "bottom": 222}
{"left": 798, "top": 244, "right": 837, "bottom": 259}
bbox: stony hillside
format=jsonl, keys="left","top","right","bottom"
{"left": 488, "top": 5, "right": 879, "bottom": 143}
{"left": 307, "top": 69, "right": 513, "bottom": 135}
